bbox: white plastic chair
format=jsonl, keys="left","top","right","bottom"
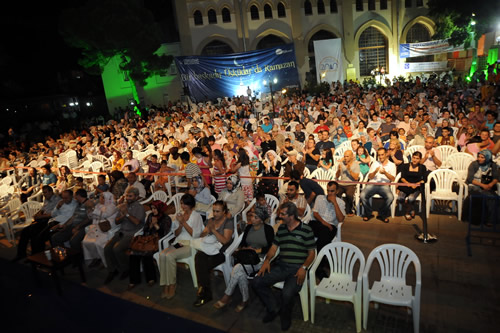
{"left": 425, "top": 169, "right": 464, "bottom": 220}
{"left": 213, "top": 233, "right": 243, "bottom": 286}
{"left": 310, "top": 242, "right": 365, "bottom": 331}
{"left": 445, "top": 152, "right": 474, "bottom": 181}
{"left": 140, "top": 190, "right": 169, "bottom": 205}
{"left": 0, "top": 198, "right": 22, "bottom": 243}
{"left": 405, "top": 145, "right": 424, "bottom": 162}
{"left": 436, "top": 145, "right": 458, "bottom": 168}
{"left": 302, "top": 204, "right": 312, "bottom": 224}
{"left": 332, "top": 222, "right": 343, "bottom": 242}
{"left": 7, "top": 201, "right": 43, "bottom": 240}
{"left": 363, "top": 244, "right": 421, "bottom": 333}
{"left": 309, "top": 168, "right": 336, "bottom": 193}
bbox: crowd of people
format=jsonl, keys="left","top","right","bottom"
{"left": 2, "top": 75, "right": 500, "bottom": 331}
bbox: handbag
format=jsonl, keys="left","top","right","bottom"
{"left": 129, "top": 234, "right": 159, "bottom": 255}
{"left": 98, "top": 220, "right": 111, "bottom": 232}
{"left": 233, "top": 249, "right": 261, "bottom": 278}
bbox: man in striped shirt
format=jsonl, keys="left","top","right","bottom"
{"left": 252, "top": 202, "right": 316, "bottom": 331}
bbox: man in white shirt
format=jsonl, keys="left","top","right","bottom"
{"left": 360, "top": 148, "right": 396, "bottom": 223}
{"left": 418, "top": 136, "right": 442, "bottom": 173}
{"left": 122, "top": 172, "right": 146, "bottom": 200}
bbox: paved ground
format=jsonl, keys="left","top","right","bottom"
{"left": 1, "top": 211, "right": 499, "bottom": 333}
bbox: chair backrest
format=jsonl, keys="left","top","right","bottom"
{"left": 364, "top": 243, "right": 421, "bottom": 285}
{"left": 446, "top": 152, "right": 474, "bottom": 176}
{"left": 302, "top": 204, "right": 312, "bottom": 224}
{"left": 265, "top": 194, "right": 279, "bottom": 216}
{"left": 1, "top": 177, "right": 12, "bottom": 186}
{"left": 405, "top": 145, "right": 424, "bottom": 161}
{"left": 309, "top": 168, "right": 335, "bottom": 192}
{"left": 436, "top": 145, "right": 458, "bottom": 165}
{"left": 20, "top": 201, "right": 43, "bottom": 220}
{"left": 167, "top": 193, "right": 184, "bottom": 213}
{"left": 334, "top": 143, "right": 352, "bottom": 157}
{"left": 90, "top": 161, "right": 103, "bottom": 172}
{"left": 151, "top": 190, "right": 169, "bottom": 203}
{"left": 303, "top": 167, "right": 311, "bottom": 179}
{"left": 5, "top": 197, "right": 21, "bottom": 213}
{"left": 428, "top": 169, "right": 461, "bottom": 192}
{"left": 311, "top": 241, "right": 365, "bottom": 281}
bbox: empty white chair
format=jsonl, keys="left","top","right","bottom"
{"left": 425, "top": 169, "right": 464, "bottom": 220}
{"left": 0, "top": 197, "right": 22, "bottom": 243}
{"left": 363, "top": 244, "right": 421, "bottom": 333}
{"left": 436, "top": 145, "right": 458, "bottom": 168}
{"left": 445, "top": 152, "right": 474, "bottom": 181}
{"left": 140, "top": 190, "right": 169, "bottom": 205}
{"left": 310, "top": 242, "right": 365, "bottom": 331}
{"left": 7, "top": 201, "right": 43, "bottom": 240}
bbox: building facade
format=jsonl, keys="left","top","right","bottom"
{"left": 174, "top": 0, "right": 443, "bottom": 84}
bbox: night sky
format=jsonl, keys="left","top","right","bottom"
{"left": 0, "top": 1, "right": 85, "bottom": 100}
{"left": 0, "top": 0, "right": 177, "bottom": 101}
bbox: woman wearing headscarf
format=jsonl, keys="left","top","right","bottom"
{"left": 257, "top": 150, "right": 281, "bottom": 198}
{"left": 463, "top": 149, "right": 499, "bottom": 224}
{"left": 213, "top": 205, "right": 274, "bottom": 312}
{"left": 218, "top": 174, "right": 245, "bottom": 220}
{"left": 128, "top": 201, "right": 172, "bottom": 289}
{"left": 333, "top": 126, "right": 348, "bottom": 147}
{"left": 82, "top": 192, "right": 118, "bottom": 267}
{"left": 188, "top": 175, "right": 213, "bottom": 215}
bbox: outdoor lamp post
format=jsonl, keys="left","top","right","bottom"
{"left": 263, "top": 77, "right": 278, "bottom": 117}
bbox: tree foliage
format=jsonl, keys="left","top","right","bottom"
{"left": 59, "top": 0, "right": 173, "bottom": 87}
{"left": 427, "top": 0, "right": 499, "bottom": 48}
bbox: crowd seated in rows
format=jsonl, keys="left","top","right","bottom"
{"left": 2, "top": 77, "right": 500, "bottom": 331}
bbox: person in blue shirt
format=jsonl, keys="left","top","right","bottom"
{"left": 261, "top": 117, "right": 273, "bottom": 133}
{"left": 41, "top": 164, "right": 57, "bottom": 186}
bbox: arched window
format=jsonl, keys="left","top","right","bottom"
{"left": 368, "top": 0, "right": 375, "bottom": 10}
{"left": 222, "top": 7, "right": 231, "bottom": 23}
{"left": 250, "top": 5, "right": 260, "bottom": 20}
{"left": 304, "top": 0, "right": 312, "bottom": 15}
{"left": 256, "top": 34, "right": 286, "bottom": 50}
{"left": 317, "top": 0, "right": 325, "bottom": 14}
{"left": 380, "top": 0, "right": 388, "bottom": 10}
{"left": 356, "top": 0, "right": 363, "bottom": 11}
{"left": 330, "top": 0, "right": 338, "bottom": 13}
{"left": 208, "top": 9, "right": 217, "bottom": 24}
{"left": 201, "top": 40, "right": 234, "bottom": 56}
{"left": 193, "top": 10, "right": 203, "bottom": 26}
{"left": 264, "top": 4, "right": 273, "bottom": 19}
{"left": 277, "top": 2, "right": 286, "bottom": 17}
{"left": 406, "top": 23, "right": 433, "bottom": 62}
{"left": 416, "top": 0, "right": 423, "bottom": 7}
{"left": 359, "top": 27, "right": 388, "bottom": 76}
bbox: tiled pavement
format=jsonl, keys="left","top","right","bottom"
{"left": 1, "top": 212, "right": 499, "bottom": 332}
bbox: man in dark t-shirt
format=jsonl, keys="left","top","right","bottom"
{"left": 290, "top": 170, "right": 324, "bottom": 205}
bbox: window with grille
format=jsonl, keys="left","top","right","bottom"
{"left": 368, "top": 0, "right": 375, "bottom": 10}
{"left": 356, "top": 0, "right": 363, "bottom": 11}
{"left": 380, "top": 0, "right": 387, "bottom": 10}
{"left": 406, "top": 23, "right": 433, "bottom": 62}
{"left": 264, "top": 4, "right": 273, "bottom": 19}
{"left": 416, "top": 0, "right": 423, "bottom": 6}
{"left": 277, "top": 2, "right": 286, "bottom": 17}
{"left": 318, "top": 0, "right": 325, "bottom": 14}
{"left": 405, "top": 0, "right": 412, "bottom": 8}
{"left": 193, "top": 10, "right": 203, "bottom": 25}
{"left": 359, "top": 27, "right": 388, "bottom": 76}
{"left": 208, "top": 9, "right": 217, "bottom": 24}
{"left": 330, "top": 0, "right": 337, "bottom": 13}
{"left": 250, "top": 5, "right": 259, "bottom": 20}
{"left": 222, "top": 7, "right": 231, "bottom": 22}
{"left": 304, "top": 0, "right": 312, "bottom": 15}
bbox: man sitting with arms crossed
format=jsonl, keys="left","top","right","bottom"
{"left": 252, "top": 202, "right": 316, "bottom": 331}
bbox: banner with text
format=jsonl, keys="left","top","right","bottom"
{"left": 175, "top": 44, "right": 300, "bottom": 102}
{"left": 314, "top": 38, "right": 344, "bottom": 84}
{"left": 399, "top": 39, "right": 464, "bottom": 58}
{"left": 402, "top": 61, "right": 448, "bottom": 72}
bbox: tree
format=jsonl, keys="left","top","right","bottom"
{"left": 427, "top": 0, "right": 499, "bottom": 48}
{"left": 59, "top": 0, "right": 173, "bottom": 106}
